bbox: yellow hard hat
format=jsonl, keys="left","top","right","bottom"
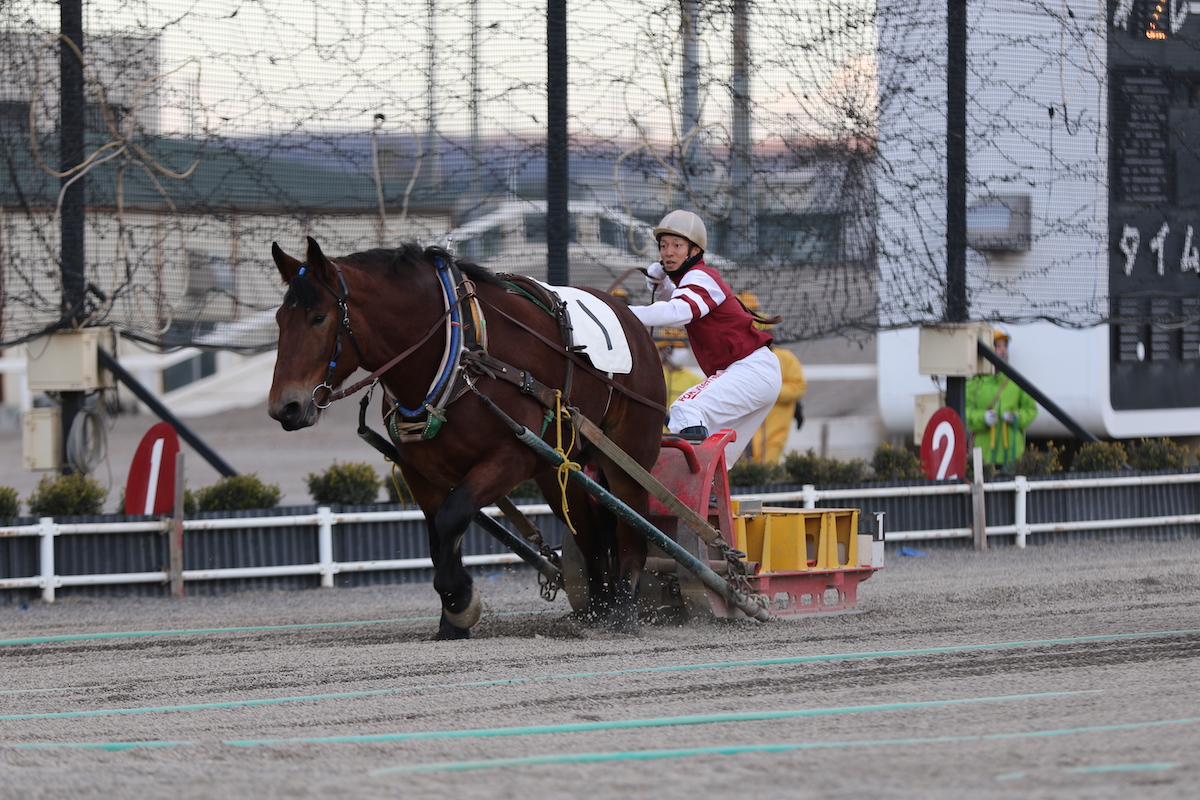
{"left": 993, "top": 324, "right": 1010, "bottom": 344}
{"left": 611, "top": 286, "right": 630, "bottom": 304}
{"left": 654, "top": 326, "right": 688, "bottom": 349}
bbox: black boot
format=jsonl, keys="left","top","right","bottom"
{"left": 679, "top": 426, "right": 709, "bottom": 442}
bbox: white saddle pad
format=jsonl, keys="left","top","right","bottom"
{"left": 535, "top": 281, "right": 633, "bottom": 375}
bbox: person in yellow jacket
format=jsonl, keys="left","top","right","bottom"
{"left": 965, "top": 326, "right": 1039, "bottom": 469}
{"left": 655, "top": 327, "right": 703, "bottom": 432}
{"left": 738, "top": 293, "right": 808, "bottom": 464}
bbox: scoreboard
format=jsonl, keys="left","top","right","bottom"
{"left": 1109, "top": 0, "right": 1200, "bottom": 409}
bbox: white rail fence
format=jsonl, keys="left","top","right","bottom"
{"left": 2, "top": 472, "right": 1198, "bottom": 602}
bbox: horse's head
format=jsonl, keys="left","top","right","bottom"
{"left": 268, "top": 237, "right": 360, "bottom": 430}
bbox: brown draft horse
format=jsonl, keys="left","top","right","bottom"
{"left": 268, "top": 238, "right": 666, "bottom": 638}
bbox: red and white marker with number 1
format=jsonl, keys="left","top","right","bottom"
{"left": 124, "top": 422, "right": 181, "bottom": 515}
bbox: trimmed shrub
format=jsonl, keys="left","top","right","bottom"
{"left": 728, "top": 459, "right": 785, "bottom": 487}
{"left": 1072, "top": 441, "right": 1127, "bottom": 472}
{"left": 1127, "top": 438, "right": 1191, "bottom": 471}
{"left": 871, "top": 443, "right": 923, "bottom": 481}
{"left": 195, "top": 474, "right": 281, "bottom": 512}
{"left": 0, "top": 486, "right": 20, "bottom": 521}
{"left": 783, "top": 449, "right": 867, "bottom": 486}
{"left": 27, "top": 474, "right": 108, "bottom": 517}
{"left": 966, "top": 460, "right": 997, "bottom": 482}
{"left": 306, "top": 460, "right": 381, "bottom": 505}
{"left": 1010, "top": 441, "right": 1064, "bottom": 477}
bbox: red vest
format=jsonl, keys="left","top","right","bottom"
{"left": 682, "top": 264, "right": 773, "bottom": 375}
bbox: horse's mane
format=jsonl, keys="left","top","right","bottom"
{"left": 345, "top": 243, "right": 504, "bottom": 288}
{"left": 284, "top": 242, "right": 502, "bottom": 309}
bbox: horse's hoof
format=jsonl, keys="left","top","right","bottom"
{"left": 443, "top": 587, "right": 482, "bottom": 629}
{"left": 609, "top": 608, "right": 641, "bottom": 635}
{"left": 434, "top": 614, "right": 472, "bottom": 640}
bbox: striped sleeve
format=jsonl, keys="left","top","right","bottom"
{"left": 629, "top": 269, "right": 726, "bottom": 328}
{"left": 675, "top": 270, "right": 725, "bottom": 318}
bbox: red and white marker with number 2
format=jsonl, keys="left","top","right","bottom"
{"left": 920, "top": 407, "right": 966, "bottom": 481}
{"left": 124, "top": 422, "right": 181, "bottom": 515}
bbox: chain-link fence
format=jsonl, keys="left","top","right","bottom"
{"left": 0, "top": 1, "right": 1194, "bottom": 355}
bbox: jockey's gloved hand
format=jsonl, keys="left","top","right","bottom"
{"left": 1002, "top": 411, "right": 1018, "bottom": 423}
{"left": 645, "top": 262, "right": 669, "bottom": 298}
{"left": 985, "top": 409, "right": 999, "bottom": 426}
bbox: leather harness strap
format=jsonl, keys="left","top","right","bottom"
{"left": 476, "top": 297, "right": 668, "bottom": 417}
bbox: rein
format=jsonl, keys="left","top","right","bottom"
{"left": 326, "top": 299, "right": 463, "bottom": 404}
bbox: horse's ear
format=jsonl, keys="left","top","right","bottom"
{"left": 271, "top": 242, "right": 303, "bottom": 283}
{"left": 305, "top": 236, "right": 334, "bottom": 282}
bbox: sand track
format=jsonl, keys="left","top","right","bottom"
{"left": 3, "top": 540, "right": 1200, "bottom": 798}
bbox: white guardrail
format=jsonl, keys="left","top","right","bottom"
{"left": 2, "top": 472, "right": 1199, "bottom": 602}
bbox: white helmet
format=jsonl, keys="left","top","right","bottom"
{"left": 654, "top": 210, "right": 707, "bottom": 252}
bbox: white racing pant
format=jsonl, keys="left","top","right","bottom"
{"left": 667, "top": 346, "right": 782, "bottom": 465}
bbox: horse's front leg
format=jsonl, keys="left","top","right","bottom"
{"left": 428, "top": 485, "right": 483, "bottom": 640}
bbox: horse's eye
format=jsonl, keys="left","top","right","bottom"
{"left": 311, "top": 314, "right": 326, "bottom": 326}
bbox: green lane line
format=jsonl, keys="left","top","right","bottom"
{"left": 369, "top": 716, "right": 1200, "bottom": 774}
{"left": 4, "top": 691, "right": 1087, "bottom": 751}
{"left": 226, "top": 691, "right": 1088, "bottom": 746}
{"left": 2, "top": 629, "right": 1194, "bottom": 723}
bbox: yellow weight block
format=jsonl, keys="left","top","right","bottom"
{"left": 818, "top": 509, "right": 859, "bottom": 569}
{"left": 760, "top": 509, "right": 824, "bottom": 572}
{"left": 736, "top": 513, "right": 766, "bottom": 564}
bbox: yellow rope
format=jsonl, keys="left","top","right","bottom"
{"left": 388, "top": 462, "right": 413, "bottom": 507}
{"left": 552, "top": 390, "right": 581, "bottom": 534}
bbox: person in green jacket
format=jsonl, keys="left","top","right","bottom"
{"left": 965, "top": 326, "right": 1039, "bottom": 470}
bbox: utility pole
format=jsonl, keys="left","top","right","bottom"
{"left": 470, "top": 0, "right": 482, "bottom": 201}
{"left": 59, "top": 0, "right": 87, "bottom": 473}
{"left": 425, "top": 0, "right": 441, "bottom": 192}
{"left": 730, "top": 0, "right": 755, "bottom": 262}
{"left": 679, "top": 0, "right": 701, "bottom": 212}
{"left": 546, "top": 0, "right": 569, "bottom": 285}
{"left": 945, "top": 0, "right": 968, "bottom": 420}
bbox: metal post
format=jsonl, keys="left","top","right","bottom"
{"left": 945, "top": 0, "right": 968, "bottom": 422}
{"left": 39, "top": 517, "right": 57, "bottom": 603}
{"left": 1013, "top": 474, "right": 1028, "bottom": 549}
{"left": 425, "top": 0, "right": 441, "bottom": 190}
{"left": 730, "top": 0, "right": 755, "bottom": 261}
{"left": 470, "top": 0, "right": 482, "bottom": 200}
{"left": 546, "top": 0, "right": 569, "bottom": 285}
{"left": 977, "top": 341, "right": 1101, "bottom": 444}
{"left": 317, "top": 506, "right": 335, "bottom": 588}
{"left": 59, "top": 0, "right": 87, "bottom": 473}
{"left": 97, "top": 347, "right": 238, "bottom": 477}
{"left": 679, "top": 0, "right": 701, "bottom": 211}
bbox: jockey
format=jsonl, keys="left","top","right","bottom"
{"left": 628, "top": 209, "right": 782, "bottom": 464}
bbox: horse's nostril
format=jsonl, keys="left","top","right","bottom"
{"left": 275, "top": 401, "right": 300, "bottom": 426}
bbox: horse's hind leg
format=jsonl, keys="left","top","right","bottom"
{"left": 545, "top": 473, "right": 643, "bottom": 632}
{"left": 599, "top": 465, "right": 649, "bottom": 632}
